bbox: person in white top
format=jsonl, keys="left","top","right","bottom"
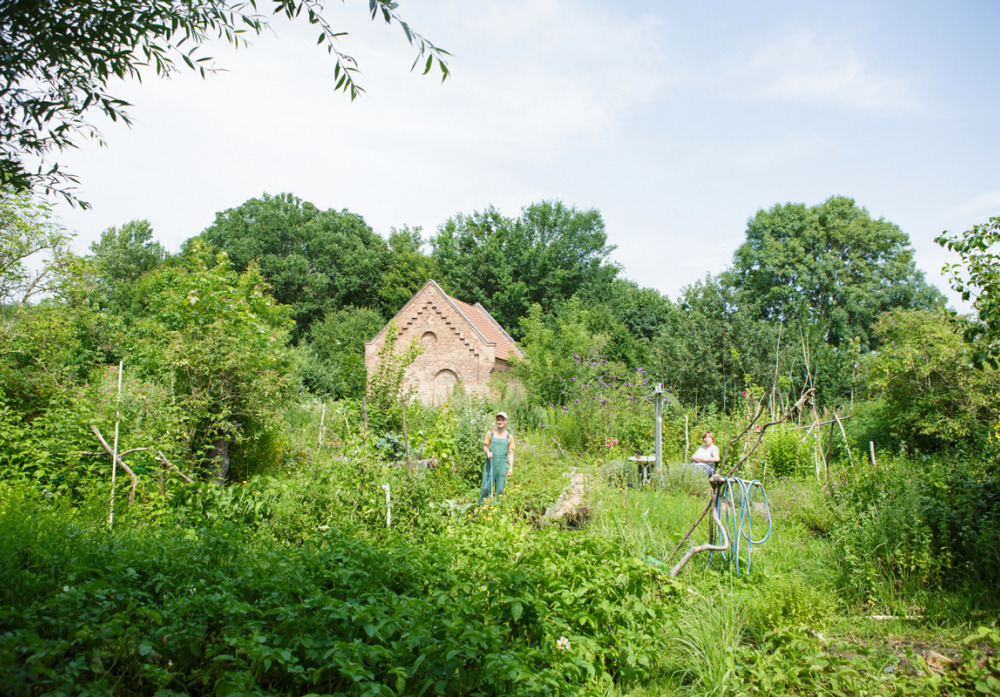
{"left": 690, "top": 431, "right": 720, "bottom": 476}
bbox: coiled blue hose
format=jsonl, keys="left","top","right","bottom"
{"left": 709, "top": 476, "right": 771, "bottom": 575}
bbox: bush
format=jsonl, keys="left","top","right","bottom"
{"left": 763, "top": 428, "right": 811, "bottom": 478}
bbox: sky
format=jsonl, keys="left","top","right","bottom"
{"left": 50, "top": 0, "right": 1000, "bottom": 309}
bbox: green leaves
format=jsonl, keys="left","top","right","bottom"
{"left": 936, "top": 216, "right": 1000, "bottom": 369}
{"left": 2, "top": 1, "right": 450, "bottom": 201}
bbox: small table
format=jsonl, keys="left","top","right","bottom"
{"left": 628, "top": 456, "right": 656, "bottom": 485}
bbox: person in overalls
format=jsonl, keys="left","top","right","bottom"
{"left": 479, "top": 412, "right": 514, "bottom": 505}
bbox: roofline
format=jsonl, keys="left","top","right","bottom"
{"left": 365, "top": 279, "right": 437, "bottom": 347}
{"left": 365, "top": 279, "right": 494, "bottom": 349}
{"left": 474, "top": 302, "right": 524, "bottom": 357}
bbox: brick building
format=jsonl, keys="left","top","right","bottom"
{"left": 365, "top": 280, "right": 524, "bottom": 405}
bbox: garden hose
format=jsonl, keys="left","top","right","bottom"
{"left": 709, "top": 476, "right": 772, "bottom": 575}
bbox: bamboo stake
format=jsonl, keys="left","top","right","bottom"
{"left": 870, "top": 441, "right": 877, "bottom": 466}
{"left": 109, "top": 361, "right": 123, "bottom": 529}
{"left": 319, "top": 402, "right": 326, "bottom": 446}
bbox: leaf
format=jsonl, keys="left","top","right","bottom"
{"left": 512, "top": 601, "right": 523, "bottom": 621}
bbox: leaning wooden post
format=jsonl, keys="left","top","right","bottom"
{"left": 654, "top": 384, "right": 664, "bottom": 486}
{"left": 109, "top": 361, "right": 123, "bottom": 530}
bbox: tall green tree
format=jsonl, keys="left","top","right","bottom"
{"left": 197, "top": 193, "right": 388, "bottom": 342}
{"left": 431, "top": 200, "right": 619, "bottom": 334}
{"left": 654, "top": 275, "right": 781, "bottom": 412}
{"left": 129, "top": 244, "right": 295, "bottom": 482}
{"left": 936, "top": 215, "right": 1000, "bottom": 368}
{"left": 88, "top": 219, "right": 167, "bottom": 311}
{"left": 304, "top": 306, "right": 385, "bottom": 399}
{"left": 513, "top": 299, "right": 607, "bottom": 406}
{"left": 0, "top": 0, "right": 448, "bottom": 200}
{"left": 378, "top": 226, "right": 438, "bottom": 316}
{"left": 730, "top": 196, "right": 944, "bottom": 351}
{"left": 867, "top": 309, "right": 1000, "bottom": 452}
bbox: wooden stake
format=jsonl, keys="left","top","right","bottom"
{"left": 870, "top": 441, "right": 877, "bottom": 466}
{"left": 319, "top": 402, "right": 326, "bottom": 446}
{"left": 109, "top": 361, "right": 123, "bottom": 529}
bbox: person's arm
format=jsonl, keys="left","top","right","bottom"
{"left": 709, "top": 445, "right": 720, "bottom": 463}
{"left": 484, "top": 430, "right": 492, "bottom": 458}
{"left": 507, "top": 435, "right": 515, "bottom": 475}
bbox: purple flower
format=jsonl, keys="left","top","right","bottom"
{"left": 571, "top": 377, "right": 576, "bottom": 381}
{"left": 574, "top": 399, "right": 579, "bottom": 403}
{"left": 574, "top": 352, "right": 579, "bottom": 360}
{"left": 541, "top": 424, "right": 548, "bottom": 428}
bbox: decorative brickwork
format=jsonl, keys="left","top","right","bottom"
{"left": 365, "top": 280, "right": 523, "bottom": 405}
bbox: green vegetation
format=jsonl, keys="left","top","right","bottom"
{"left": 2, "top": 188, "right": 999, "bottom": 695}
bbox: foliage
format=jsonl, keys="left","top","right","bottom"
{"left": 762, "top": 428, "right": 811, "bottom": 478}
{"left": 198, "top": 192, "right": 389, "bottom": 342}
{"left": 513, "top": 299, "right": 606, "bottom": 407}
{"left": 87, "top": 219, "right": 166, "bottom": 311}
{"left": 542, "top": 358, "right": 659, "bottom": 457}
{"left": 432, "top": 201, "right": 619, "bottom": 334}
{"left": 378, "top": 226, "right": 438, "bottom": 317}
{"left": 0, "top": 0, "right": 448, "bottom": 200}
{"left": 866, "top": 309, "right": 1000, "bottom": 452}
{"left": 0, "top": 482, "right": 672, "bottom": 697}
{"left": 937, "top": 215, "right": 1000, "bottom": 368}
{"left": 304, "top": 305, "right": 385, "bottom": 399}
{"left": 127, "top": 246, "right": 296, "bottom": 474}
{"left": 730, "top": 195, "right": 944, "bottom": 351}
{"left": 655, "top": 276, "right": 784, "bottom": 412}
{"left": 0, "top": 190, "right": 70, "bottom": 318}
{"left": 829, "top": 452, "right": 1000, "bottom": 607}
{"left": 366, "top": 320, "right": 423, "bottom": 435}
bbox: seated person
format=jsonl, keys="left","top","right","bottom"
{"left": 690, "top": 431, "right": 720, "bottom": 476}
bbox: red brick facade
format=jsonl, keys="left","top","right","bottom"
{"left": 365, "top": 280, "right": 524, "bottom": 405}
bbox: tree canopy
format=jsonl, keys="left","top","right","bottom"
{"left": 431, "top": 201, "right": 619, "bottom": 335}
{"left": 730, "top": 196, "right": 944, "bottom": 350}
{"left": 197, "top": 192, "right": 388, "bottom": 342}
{"left": 0, "top": 0, "right": 448, "bottom": 201}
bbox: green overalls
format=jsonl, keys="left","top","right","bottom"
{"left": 478, "top": 430, "right": 509, "bottom": 505}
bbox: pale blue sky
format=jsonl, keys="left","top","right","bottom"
{"left": 53, "top": 0, "right": 1000, "bottom": 309}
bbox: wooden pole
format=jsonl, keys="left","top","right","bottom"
{"left": 319, "top": 402, "right": 326, "bottom": 446}
{"left": 870, "top": 441, "right": 877, "bottom": 466}
{"left": 655, "top": 384, "right": 663, "bottom": 486}
{"left": 684, "top": 415, "right": 690, "bottom": 462}
{"left": 109, "top": 361, "right": 123, "bottom": 529}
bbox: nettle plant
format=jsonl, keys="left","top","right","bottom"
{"left": 544, "top": 353, "right": 655, "bottom": 455}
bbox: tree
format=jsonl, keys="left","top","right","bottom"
{"left": 431, "top": 201, "right": 619, "bottom": 334}
{"left": 936, "top": 215, "right": 1000, "bottom": 368}
{"left": 0, "top": 0, "right": 449, "bottom": 201}
{"left": 866, "top": 309, "right": 1000, "bottom": 452}
{"left": 378, "top": 226, "right": 437, "bottom": 316}
{"left": 0, "top": 190, "right": 71, "bottom": 308}
{"left": 128, "top": 243, "right": 295, "bottom": 482}
{"left": 654, "top": 275, "right": 781, "bottom": 412}
{"left": 197, "top": 192, "right": 388, "bottom": 342}
{"left": 304, "top": 305, "right": 384, "bottom": 399}
{"left": 513, "top": 299, "right": 607, "bottom": 406}
{"left": 730, "top": 196, "right": 944, "bottom": 351}
{"left": 88, "top": 219, "right": 167, "bottom": 311}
